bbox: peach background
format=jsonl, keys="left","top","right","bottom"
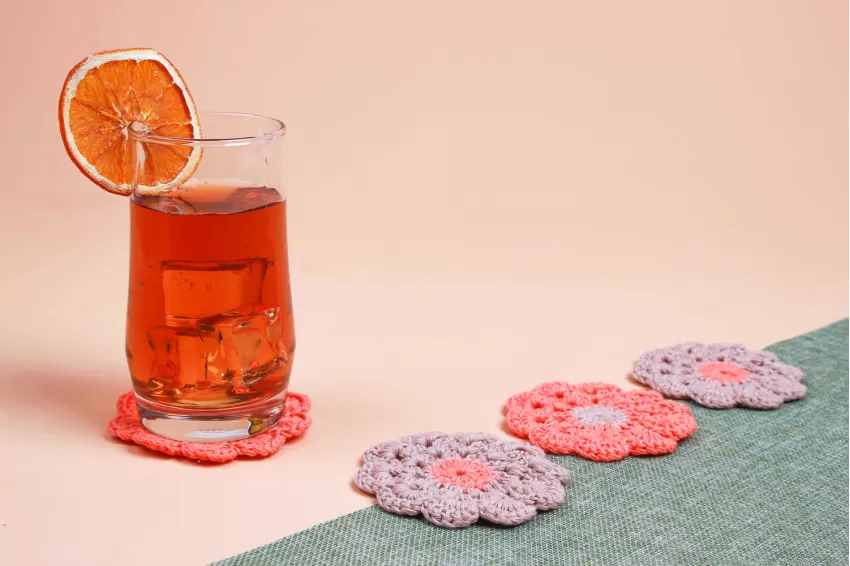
{"left": 0, "top": 1, "right": 847, "bottom": 565}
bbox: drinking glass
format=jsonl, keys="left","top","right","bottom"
{"left": 126, "top": 112, "right": 294, "bottom": 442}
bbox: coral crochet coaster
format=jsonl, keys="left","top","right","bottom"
{"left": 632, "top": 343, "right": 806, "bottom": 409}
{"left": 355, "top": 432, "right": 570, "bottom": 528}
{"left": 504, "top": 382, "right": 696, "bottom": 462}
{"left": 109, "top": 392, "right": 311, "bottom": 463}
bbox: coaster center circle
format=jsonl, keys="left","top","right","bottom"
{"left": 698, "top": 361, "right": 751, "bottom": 384}
{"left": 431, "top": 459, "right": 494, "bottom": 490}
{"left": 572, "top": 405, "right": 627, "bottom": 426}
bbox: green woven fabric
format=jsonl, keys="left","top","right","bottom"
{"left": 215, "top": 320, "right": 849, "bottom": 566}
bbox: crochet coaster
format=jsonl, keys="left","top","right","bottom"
{"left": 504, "top": 382, "right": 696, "bottom": 462}
{"left": 633, "top": 343, "right": 807, "bottom": 409}
{"left": 109, "top": 392, "right": 311, "bottom": 463}
{"left": 354, "top": 432, "right": 570, "bottom": 529}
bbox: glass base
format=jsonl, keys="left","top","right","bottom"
{"left": 135, "top": 390, "right": 287, "bottom": 443}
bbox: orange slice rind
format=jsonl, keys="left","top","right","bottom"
{"left": 59, "top": 48, "right": 202, "bottom": 195}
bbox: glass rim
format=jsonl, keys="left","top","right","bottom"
{"left": 128, "top": 111, "right": 286, "bottom": 147}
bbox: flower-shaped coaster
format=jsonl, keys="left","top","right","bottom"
{"left": 354, "top": 432, "right": 570, "bottom": 528}
{"left": 504, "top": 382, "right": 696, "bottom": 462}
{"left": 633, "top": 343, "right": 806, "bottom": 409}
{"left": 108, "top": 391, "right": 311, "bottom": 463}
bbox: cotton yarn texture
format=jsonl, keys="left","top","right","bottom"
{"left": 355, "top": 432, "right": 570, "bottom": 528}
{"left": 108, "top": 391, "right": 311, "bottom": 462}
{"left": 633, "top": 343, "right": 806, "bottom": 409}
{"left": 504, "top": 382, "right": 696, "bottom": 461}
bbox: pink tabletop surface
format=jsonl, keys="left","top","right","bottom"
{"left": 1, "top": 1, "right": 847, "bottom": 565}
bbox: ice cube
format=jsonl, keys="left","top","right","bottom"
{"left": 146, "top": 326, "right": 207, "bottom": 391}
{"left": 161, "top": 259, "right": 268, "bottom": 325}
{"left": 198, "top": 304, "right": 286, "bottom": 392}
{"left": 228, "top": 187, "right": 282, "bottom": 212}
{"left": 134, "top": 194, "right": 198, "bottom": 215}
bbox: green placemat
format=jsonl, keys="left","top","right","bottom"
{"left": 215, "top": 320, "right": 849, "bottom": 566}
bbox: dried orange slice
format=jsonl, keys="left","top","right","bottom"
{"left": 59, "top": 48, "right": 202, "bottom": 195}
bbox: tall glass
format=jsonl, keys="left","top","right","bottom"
{"left": 126, "top": 113, "right": 294, "bottom": 442}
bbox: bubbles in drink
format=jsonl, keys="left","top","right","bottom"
{"left": 161, "top": 259, "right": 268, "bottom": 325}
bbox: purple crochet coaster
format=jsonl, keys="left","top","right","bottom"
{"left": 633, "top": 343, "right": 806, "bottom": 409}
{"left": 354, "top": 432, "right": 570, "bottom": 528}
